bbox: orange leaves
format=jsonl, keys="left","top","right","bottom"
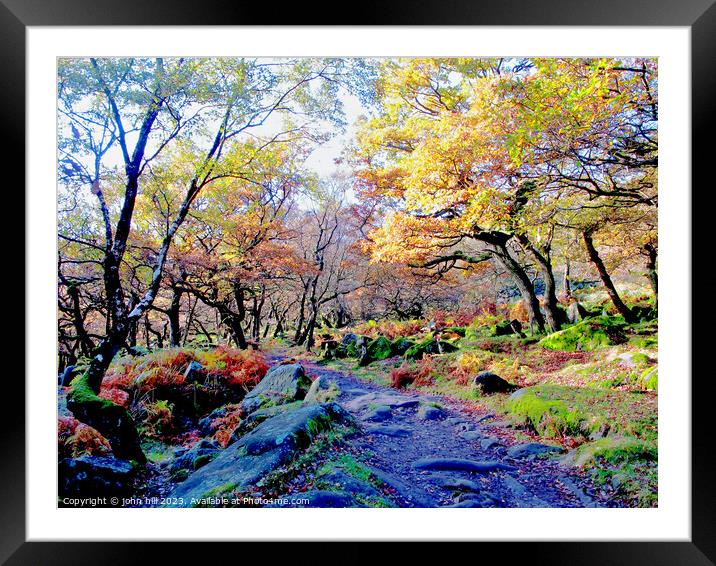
{"left": 390, "top": 358, "right": 436, "bottom": 389}
{"left": 58, "top": 416, "right": 112, "bottom": 458}
{"left": 204, "top": 346, "right": 269, "bottom": 389}
{"left": 210, "top": 404, "right": 243, "bottom": 448}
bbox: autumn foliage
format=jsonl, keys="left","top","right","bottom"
{"left": 58, "top": 416, "right": 112, "bottom": 458}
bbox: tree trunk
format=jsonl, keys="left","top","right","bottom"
{"left": 582, "top": 230, "right": 636, "bottom": 323}
{"left": 563, "top": 258, "right": 572, "bottom": 300}
{"left": 168, "top": 285, "right": 182, "bottom": 347}
{"left": 490, "top": 243, "right": 546, "bottom": 334}
{"left": 643, "top": 243, "right": 658, "bottom": 302}
{"left": 293, "top": 282, "right": 309, "bottom": 344}
{"left": 515, "top": 234, "right": 563, "bottom": 332}
{"left": 67, "top": 284, "right": 94, "bottom": 357}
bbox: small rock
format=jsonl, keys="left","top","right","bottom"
{"left": 364, "top": 424, "right": 412, "bottom": 437}
{"left": 458, "top": 431, "right": 485, "bottom": 441}
{"left": 417, "top": 404, "right": 446, "bottom": 421}
{"left": 506, "top": 442, "right": 566, "bottom": 459}
{"left": 363, "top": 405, "right": 393, "bottom": 422}
{"left": 473, "top": 372, "right": 519, "bottom": 394}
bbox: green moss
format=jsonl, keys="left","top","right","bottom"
{"left": 539, "top": 317, "right": 626, "bottom": 351}
{"left": 193, "top": 453, "right": 215, "bottom": 470}
{"left": 569, "top": 435, "right": 658, "bottom": 507}
{"left": 404, "top": 339, "right": 458, "bottom": 360}
{"left": 367, "top": 336, "right": 393, "bottom": 361}
{"left": 391, "top": 337, "right": 415, "bottom": 356}
{"left": 571, "top": 436, "right": 656, "bottom": 467}
{"left": 640, "top": 367, "right": 658, "bottom": 391}
{"left": 67, "top": 372, "right": 117, "bottom": 411}
{"left": 508, "top": 391, "right": 585, "bottom": 437}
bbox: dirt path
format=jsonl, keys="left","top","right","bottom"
{"left": 290, "top": 357, "right": 606, "bottom": 508}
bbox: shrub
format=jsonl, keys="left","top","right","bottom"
{"left": 58, "top": 416, "right": 112, "bottom": 458}
{"left": 210, "top": 404, "right": 243, "bottom": 448}
{"left": 508, "top": 300, "right": 530, "bottom": 323}
{"left": 141, "top": 399, "right": 175, "bottom": 439}
{"left": 390, "top": 358, "right": 436, "bottom": 389}
{"left": 448, "top": 351, "right": 493, "bottom": 385}
{"left": 199, "top": 346, "right": 269, "bottom": 389}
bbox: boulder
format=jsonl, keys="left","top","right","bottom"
{"left": 404, "top": 340, "right": 459, "bottom": 360}
{"left": 341, "top": 333, "right": 359, "bottom": 347}
{"left": 240, "top": 363, "right": 312, "bottom": 415}
{"left": 303, "top": 376, "right": 338, "bottom": 404}
{"left": 230, "top": 402, "right": 303, "bottom": 441}
{"left": 168, "top": 403, "right": 346, "bottom": 504}
{"left": 59, "top": 455, "right": 135, "bottom": 498}
{"left": 391, "top": 338, "right": 415, "bottom": 356}
{"left": 197, "top": 406, "right": 229, "bottom": 436}
{"left": 539, "top": 317, "right": 627, "bottom": 351}
{"left": 363, "top": 405, "right": 392, "bottom": 422}
{"left": 617, "top": 352, "right": 651, "bottom": 367}
{"left": 472, "top": 372, "right": 519, "bottom": 394}
{"left": 367, "top": 336, "right": 393, "bottom": 361}
{"left": 494, "top": 319, "right": 522, "bottom": 337}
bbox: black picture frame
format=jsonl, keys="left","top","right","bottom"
{"left": 4, "top": 1, "right": 714, "bottom": 563}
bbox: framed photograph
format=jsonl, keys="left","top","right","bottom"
{"left": 6, "top": 0, "right": 715, "bottom": 562}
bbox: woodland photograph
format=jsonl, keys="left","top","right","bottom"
{"left": 57, "top": 56, "right": 658, "bottom": 509}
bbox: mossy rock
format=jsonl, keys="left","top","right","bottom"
{"left": 367, "top": 336, "right": 394, "bottom": 361}
{"left": 507, "top": 389, "right": 585, "bottom": 437}
{"left": 439, "top": 326, "right": 467, "bottom": 337}
{"left": 391, "top": 337, "right": 415, "bottom": 356}
{"left": 404, "top": 340, "right": 459, "bottom": 361}
{"left": 640, "top": 367, "right": 658, "bottom": 391}
{"left": 569, "top": 436, "right": 657, "bottom": 467}
{"left": 346, "top": 335, "right": 371, "bottom": 358}
{"left": 539, "top": 317, "right": 626, "bottom": 351}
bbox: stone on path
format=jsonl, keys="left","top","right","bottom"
{"left": 417, "top": 404, "right": 446, "bottom": 420}
{"left": 365, "top": 424, "right": 412, "bottom": 437}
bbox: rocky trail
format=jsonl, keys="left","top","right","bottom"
{"left": 265, "top": 356, "right": 605, "bottom": 508}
